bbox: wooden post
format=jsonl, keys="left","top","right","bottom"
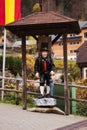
{"left": 16, "top": 79, "right": 19, "bottom": 105}
{"left": 39, "top": 0, "right": 43, "bottom": 11}
{"left": 21, "top": 35, "right": 27, "bottom": 110}
{"left": 63, "top": 34, "right": 70, "bottom": 115}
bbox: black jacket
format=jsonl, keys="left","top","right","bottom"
{"left": 34, "top": 56, "right": 55, "bottom": 74}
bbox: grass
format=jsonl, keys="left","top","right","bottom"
{"left": 0, "top": 93, "right": 35, "bottom": 108}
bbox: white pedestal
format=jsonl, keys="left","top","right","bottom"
{"left": 34, "top": 98, "right": 56, "bottom": 107}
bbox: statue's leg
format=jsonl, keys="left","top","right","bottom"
{"left": 40, "top": 86, "right": 44, "bottom": 96}
{"left": 39, "top": 74, "right": 45, "bottom": 98}
{"left": 49, "top": 78, "right": 54, "bottom": 96}
{"left": 45, "top": 74, "right": 50, "bottom": 97}
{"left": 46, "top": 85, "right": 50, "bottom": 95}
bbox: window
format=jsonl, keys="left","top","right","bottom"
{"left": 70, "top": 42, "right": 76, "bottom": 45}
{"left": 70, "top": 58, "right": 73, "bottom": 60}
{"left": 84, "top": 32, "right": 87, "bottom": 38}
{"left": 70, "top": 50, "right": 73, "bottom": 53}
{"left": 77, "top": 41, "right": 79, "bottom": 44}
{"left": 70, "top": 42, "right": 73, "bottom": 45}
{"left": 59, "top": 43, "right": 63, "bottom": 46}
{"left": 70, "top": 42, "right": 75, "bottom": 45}
{"left": 74, "top": 50, "right": 77, "bottom": 53}
{"left": 70, "top": 34, "right": 75, "bottom": 37}
{"left": 70, "top": 34, "right": 73, "bottom": 37}
{"left": 70, "top": 50, "right": 76, "bottom": 53}
{"left": 70, "top": 41, "right": 79, "bottom": 45}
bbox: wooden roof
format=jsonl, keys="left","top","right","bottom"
{"left": 77, "top": 42, "right": 87, "bottom": 64}
{"left": 5, "top": 11, "right": 80, "bottom": 36}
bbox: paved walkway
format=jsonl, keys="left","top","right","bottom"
{"left": 0, "top": 103, "right": 87, "bottom": 130}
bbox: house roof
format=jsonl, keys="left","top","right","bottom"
{"left": 79, "top": 21, "right": 87, "bottom": 29}
{"left": 12, "top": 40, "right": 36, "bottom": 47}
{"left": 77, "top": 41, "right": 87, "bottom": 64}
{"left": 5, "top": 11, "right": 80, "bottom": 36}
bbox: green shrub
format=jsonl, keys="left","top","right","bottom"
{"left": 0, "top": 56, "right": 22, "bottom": 76}
{"left": 0, "top": 93, "right": 35, "bottom": 108}
{"left": 54, "top": 59, "right": 81, "bottom": 82}
{"left": 27, "top": 95, "right": 35, "bottom": 108}
{"left": 76, "top": 103, "right": 87, "bottom": 117}
{"left": 0, "top": 55, "right": 35, "bottom": 79}
{"left": 6, "top": 56, "right": 22, "bottom": 76}
{"left": 3, "top": 93, "right": 16, "bottom": 104}
{"left": 76, "top": 79, "right": 87, "bottom": 116}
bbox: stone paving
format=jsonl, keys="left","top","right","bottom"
{"left": 0, "top": 103, "right": 87, "bottom": 130}
{"left": 55, "top": 120, "right": 87, "bottom": 130}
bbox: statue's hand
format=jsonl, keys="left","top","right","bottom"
{"left": 50, "top": 71, "right": 55, "bottom": 76}
{"left": 35, "top": 72, "right": 39, "bottom": 78}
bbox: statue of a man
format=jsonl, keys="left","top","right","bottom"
{"left": 34, "top": 47, "right": 55, "bottom": 98}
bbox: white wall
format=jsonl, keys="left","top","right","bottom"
{"left": 82, "top": 67, "right": 87, "bottom": 79}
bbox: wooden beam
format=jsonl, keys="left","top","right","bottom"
{"left": 39, "top": 0, "right": 43, "bottom": 11}
{"left": 63, "top": 34, "right": 70, "bottom": 115}
{"left": 52, "top": 34, "right": 62, "bottom": 45}
{"left": 21, "top": 35, "right": 27, "bottom": 110}
{"left": 32, "top": 35, "right": 38, "bottom": 41}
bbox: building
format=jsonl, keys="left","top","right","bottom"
{"left": 76, "top": 41, "right": 87, "bottom": 79}
{"left": 52, "top": 21, "right": 87, "bottom": 60}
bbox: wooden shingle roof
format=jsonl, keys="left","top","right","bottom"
{"left": 5, "top": 11, "right": 80, "bottom": 36}
{"left": 77, "top": 42, "right": 87, "bottom": 64}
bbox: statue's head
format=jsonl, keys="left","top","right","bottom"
{"left": 40, "top": 47, "right": 48, "bottom": 58}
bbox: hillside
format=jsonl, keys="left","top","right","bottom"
{"left": 21, "top": 0, "right": 87, "bottom": 20}
{"left": 63, "top": 0, "right": 87, "bottom": 20}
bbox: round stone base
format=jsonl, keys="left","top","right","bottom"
{"left": 34, "top": 98, "right": 56, "bottom": 107}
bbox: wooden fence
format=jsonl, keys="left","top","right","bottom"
{"left": 0, "top": 76, "right": 87, "bottom": 110}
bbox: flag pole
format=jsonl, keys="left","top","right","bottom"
{"left": 2, "top": 28, "right": 6, "bottom": 100}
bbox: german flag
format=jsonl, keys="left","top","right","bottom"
{"left": 0, "top": 0, "right": 21, "bottom": 25}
